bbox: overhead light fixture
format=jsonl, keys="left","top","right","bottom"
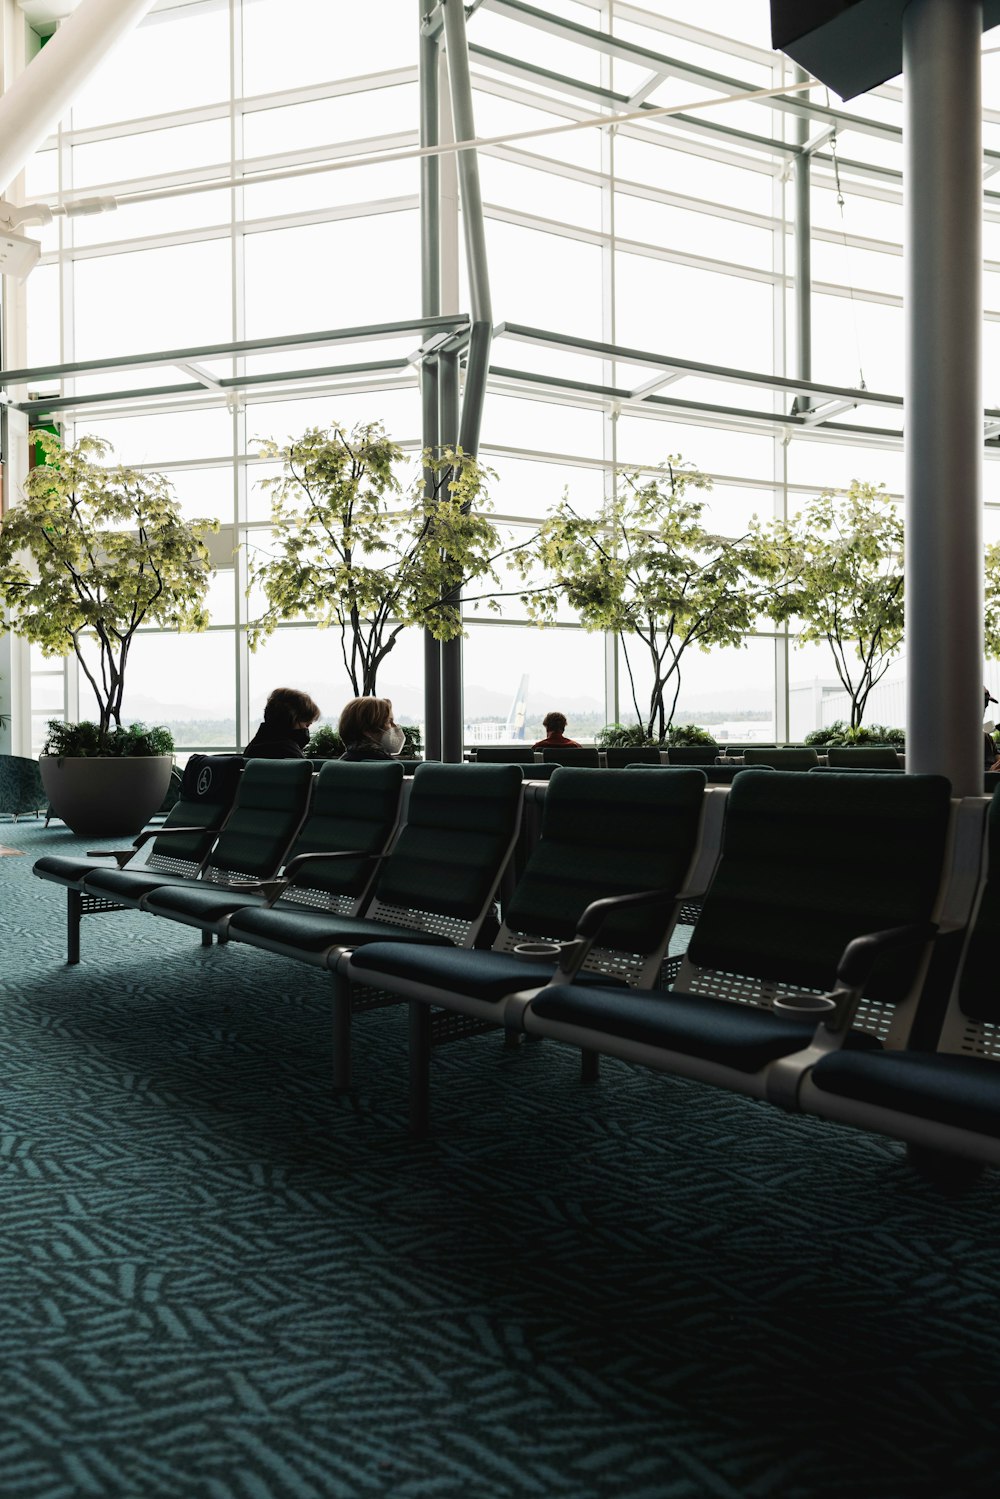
{"left": 0, "top": 228, "right": 40, "bottom": 279}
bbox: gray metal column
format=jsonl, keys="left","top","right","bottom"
{"left": 440, "top": 0, "right": 495, "bottom": 760}
{"left": 438, "top": 347, "right": 463, "bottom": 761}
{"left": 420, "top": 9, "right": 442, "bottom": 760}
{"left": 904, "top": 0, "right": 983, "bottom": 794}
{"left": 793, "top": 66, "right": 812, "bottom": 407}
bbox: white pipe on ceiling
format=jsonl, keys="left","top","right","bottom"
{"left": 0, "top": 0, "right": 157, "bottom": 198}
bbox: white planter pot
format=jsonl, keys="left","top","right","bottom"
{"left": 40, "top": 754, "right": 174, "bottom": 837}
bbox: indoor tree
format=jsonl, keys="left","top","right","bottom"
{"left": 518, "top": 459, "right": 776, "bottom": 743}
{"left": 247, "top": 421, "right": 506, "bottom": 696}
{"left": 0, "top": 431, "right": 216, "bottom": 745}
{"left": 765, "top": 481, "right": 904, "bottom": 730}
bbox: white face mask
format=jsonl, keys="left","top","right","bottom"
{"left": 380, "top": 724, "right": 405, "bottom": 756}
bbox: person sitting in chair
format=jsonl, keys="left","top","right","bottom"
{"left": 532, "top": 711, "right": 580, "bottom": 750}
{"left": 243, "top": 687, "right": 320, "bottom": 759}
{"left": 338, "top": 696, "right": 406, "bottom": 761}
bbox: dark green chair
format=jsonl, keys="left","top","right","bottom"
{"left": 143, "top": 759, "right": 405, "bottom": 940}
{"left": 523, "top": 770, "right": 961, "bottom": 1117}
{"left": 665, "top": 746, "right": 718, "bottom": 766}
{"left": 225, "top": 763, "right": 525, "bottom": 1091}
{"left": 743, "top": 747, "right": 819, "bottom": 771}
{"left": 473, "top": 746, "right": 537, "bottom": 764}
{"left": 800, "top": 785, "right": 999, "bottom": 1183}
{"left": 0, "top": 754, "right": 46, "bottom": 820}
{"left": 80, "top": 759, "right": 313, "bottom": 955}
{"left": 604, "top": 747, "right": 662, "bottom": 767}
{"left": 826, "top": 746, "right": 901, "bottom": 768}
{"left": 34, "top": 753, "right": 246, "bottom": 964}
{"left": 346, "top": 766, "right": 715, "bottom": 1132}
{"left": 542, "top": 747, "right": 600, "bottom": 767}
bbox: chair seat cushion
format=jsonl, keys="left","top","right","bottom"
{"left": 529, "top": 986, "right": 880, "bottom": 1073}
{"left": 34, "top": 854, "right": 109, "bottom": 888}
{"left": 82, "top": 868, "right": 194, "bottom": 904}
{"left": 349, "top": 943, "right": 631, "bottom": 1002}
{"left": 811, "top": 1050, "right": 1000, "bottom": 1137}
{"left": 226, "top": 905, "right": 455, "bottom": 956}
{"left": 144, "top": 883, "right": 269, "bottom": 924}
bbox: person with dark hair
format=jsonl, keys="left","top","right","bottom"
{"left": 986, "top": 687, "right": 999, "bottom": 771}
{"left": 338, "top": 696, "right": 406, "bottom": 761}
{"left": 532, "top": 711, "right": 580, "bottom": 749}
{"left": 243, "top": 686, "right": 321, "bottom": 759}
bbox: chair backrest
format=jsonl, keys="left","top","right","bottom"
{"left": 203, "top": 759, "right": 314, "bottom": 882}
{"left": 743, "top": 747, "right": 819, "bottom": 771}
{"left": 365, "top": 763, "right": 524, "bottom": 945}
{"left": 604, "top": 747, "right": 663, "bottom": 767}
{"left": 521, "top": 762, "right": 560, "bottom": 780}
{"left": 938, "top": 787, "right": 1000, "bottom": 1055}
{"left": 278, "top": 760, "right": 404, "bottom": 914}
{"left": 542, "top": 747, "right": 601, "bottom": 767}
{"left": 826, "top": 746, "right": 901, "bottom": 768}
{"left": 474, "top": 745, "right": 537, "bottom": 764}
{"left": 145, "top": 754, "right": 246, "bottom": 876}
{"left": 498, "top": 766, "right": 710, "bottom": 986}
{"left": 665, "top": 746, "right": 718, "bottom": 766}
{"left": 678, "top": 770, "right": 954, "bottom": 1044}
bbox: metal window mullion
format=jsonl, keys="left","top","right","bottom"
{"left": 230, "top": 0, "right": 251, "bottom": 753}
{"left": 600, "top": 0, "right": 618, "bottom": 731}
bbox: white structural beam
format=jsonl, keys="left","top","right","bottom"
{"left": 0, "top": 0, "right": 157, "bottom": 198}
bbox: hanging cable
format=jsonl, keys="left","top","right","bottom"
{"left": 829, "top": 125, "right": 867, "bottom": 392}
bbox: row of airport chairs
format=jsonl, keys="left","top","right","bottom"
{"left": 30, "top": 756, "right": 1000, "bottom": 1187}
{"left": 472, "top": 744, "right": 903, "bottom": 770}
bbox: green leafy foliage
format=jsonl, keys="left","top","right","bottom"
{"left": 304, "top": 725, "right": 344, "bottom": 760}
{"left": 764, "top": 482, "right": 903, "bottom": 730}
{"left": 596, "top": 720, "right": 717, "bottom": 749}
{"left": 42, "top": 719, "right": 174, "bottom": 757}
{"left": 0, "top": 432, "right": 216, "bottom": 745}
{"left": 247, "top": 423, "right": 504, "bottom": 697}
{"left": 595, "top": 722, "right": 658, "bottom": 749}
{"left": 519, "top": 460, "right": 776, "bottom": 741}
{"left": 984, "top": 543, "right": 1000, "bottom": 660}
{"left": 803, "top": 720, "right": 905, "bottom": 748}
{"left": 666, "top": 723, "right": 718, "bottom": 747}
{"left": 400, "top": 722, "right": 422, "bottom": 757}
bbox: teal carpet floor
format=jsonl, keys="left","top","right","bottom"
{"left": 2, "top": 817, "right": 1000, "bottom": 1498}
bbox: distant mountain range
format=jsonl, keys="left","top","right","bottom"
{"left": 123, "top": 682, "right": 774, "bottom": 727}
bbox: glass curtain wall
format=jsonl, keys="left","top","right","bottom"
{"left": 8, "top": 0, "right": 1000, "bottom": 752}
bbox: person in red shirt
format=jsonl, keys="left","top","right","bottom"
{"left": 533, "top": 711, "right": 580, "bottom": 749}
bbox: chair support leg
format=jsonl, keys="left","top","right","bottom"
{"left": 201, "top": 930, "right": 213, "bottom": 947}
{"left": 581, "top": 1048, "right": 600, "bottom": 1084}
{"left": 332, "top": 973, "right": 352, "bottom": 1094}
{"left": 67, "top": 890, "right": 82, "bottom": 966}
{"left": 409, "top": 1001, "right": 431, "bottom": 1139}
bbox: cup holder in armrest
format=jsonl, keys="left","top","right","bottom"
{"left": 771, "top": 993, "right": 838, "bottom": 1020}
{"left": 512, "top": 941, "right": 564, "bottom": 963}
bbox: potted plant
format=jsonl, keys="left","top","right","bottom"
{"left": 247, "top": 422, "right": 504, "bottom": 697}
{"left": 304, "top": 725, "right": 345, "bottom": 761}
{"left": 518, "top": 460, "right": 776, "bottom": 743}
{"left": 0, "top": 433, "right": 216, "bottom": 835}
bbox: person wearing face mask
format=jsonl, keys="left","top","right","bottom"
{"left": 243, "top": 686, "right": 321, "bottom": 760}
{"left": 337, "top": 696, "right": 407, "bottom": 761}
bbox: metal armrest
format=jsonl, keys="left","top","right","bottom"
{"left": 261, "top": 849, "right": 390, "bottom": 904}
{"left": 551, "top": 886, "right": 683, "bottom": 983}
{"left": 835, "top": 921, "right": 938, "bottom": 989}
{"left": 811, "top": 921, "right": 939, "bottom": 1035}
{"left": 86, "top": 826, "right": 209, "bottom": 868}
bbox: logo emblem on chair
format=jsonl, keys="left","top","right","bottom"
{"left": 196, "top": 766, "right": 213, "bottom": 796}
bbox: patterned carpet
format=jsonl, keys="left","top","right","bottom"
{"left": 2, "top": 816, "right": 1000, "bottom": 1499}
